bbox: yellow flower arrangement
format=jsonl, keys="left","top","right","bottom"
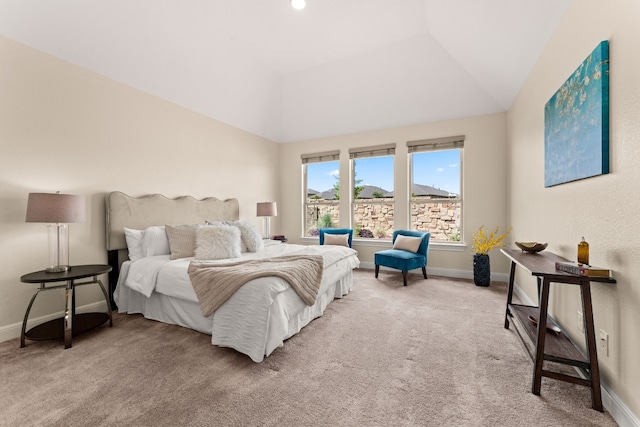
{"left": 472, "top": 226, "right": 512, "bottom": 255}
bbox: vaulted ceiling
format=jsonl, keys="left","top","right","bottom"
{"left": 0, "top": 0, "right": 572, "bottom": 143}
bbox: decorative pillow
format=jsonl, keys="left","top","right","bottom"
{"left": 233, "top": 220, "right": 264, "bottom": 252}
{"left": 195, "top": 226, "right": 242, "bottom": 260}
{"left": 141, "top": 226, "right": 170, "bottom": 257}
{"left": 207, "top": 220, "right": 264, "bottom": 253}
{"left": 165, "top": 224, "right": 200, "bottom": 260}
{"left": 124, "top": 228, "right": 144, "bottom": 262}
{"left": 324, "top": 233, "right": 350, "bottom": 247}
{"left": 393, "top": 234, "right": 422, "bottom": 253}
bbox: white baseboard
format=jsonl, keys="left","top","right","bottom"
{"left": 597, "top": 376, "right": 640, "bottom": 427}
{"left": 0, "top": 300, "right": 109, "bottom": 344}
{"left": 512, "top": 281, "right": 639, "bottom": 427}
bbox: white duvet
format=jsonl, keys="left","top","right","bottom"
{"left": 114, "top": 241, "right": 359, "bottom": 361}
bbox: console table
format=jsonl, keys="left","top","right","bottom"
{"left": 501, "top": 249, "right": 615, "bottom": 412}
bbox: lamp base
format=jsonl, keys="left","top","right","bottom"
{"left": 263, "top": 217, "right": 271, "bottom": 240}
{"left": 47, "top": 224, "right": 70, "bottom": 274}
{"left": 46, "top": 265, "right": 71, "bottom": 273}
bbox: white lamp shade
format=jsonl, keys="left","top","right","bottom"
{"left": 26, "top": 193, "right": 86, "bottom": 223}
{"left": 256, "top": 202, "right": 277, "bottom": 217}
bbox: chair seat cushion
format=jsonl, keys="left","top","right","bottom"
{"left": 375, "top": 249, "right": 426, "bottom": 271}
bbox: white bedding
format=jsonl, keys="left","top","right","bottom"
{"left": 114, "top": 241, "right": 359, "bottom": 362}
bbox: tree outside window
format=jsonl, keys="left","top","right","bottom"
{"left": 302, "top": 152, "right": 340, "bottom": 236}
{"left": 349, "top": 144, "right": 395, "bottom": 240}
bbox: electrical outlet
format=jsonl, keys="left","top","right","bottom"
{"left": 599, "top": 330, "right": 609, "bottom": 357}
{"left": 577, "top": 311, "right": 584, "bottom": 332}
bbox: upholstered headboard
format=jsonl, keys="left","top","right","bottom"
{"left": 106, "top": 191, "right": 239, "bottom": 251}
{"left": 105, "top": 191, "right": 239, "bottom": 308}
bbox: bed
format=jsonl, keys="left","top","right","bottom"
{"left": 105, "top": 192, "right": 360, "bottom": 362}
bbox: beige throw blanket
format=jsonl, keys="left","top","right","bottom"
{"left": 188, "top": 255, "right": 324, "bottom": 317}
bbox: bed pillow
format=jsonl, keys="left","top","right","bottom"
{"left": 124, "top": 228, "right": 144, "bottom": 262}
{"left": 195, "top": 226, "right": 242, "bottom": 260}
{"left": 393, "top": 234, "right": 422, "bottom": 253}
{"left": 233, "top": 220, "right": 264, "bottom": 252}
{"left": 165, "top": 224, "right": 200, "bottom": 259}
{"left": 207, "top": 220, "right": 264, "bottom": 253}
{"left": 324, "top": 233, "right": 350, "bottom": 247}
{"left": 141, "top": 226, "right": 171, "bottom": 257}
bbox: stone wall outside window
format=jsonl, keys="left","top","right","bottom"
{"left": 306, "top": 197, "right": 460, "bottom": 241}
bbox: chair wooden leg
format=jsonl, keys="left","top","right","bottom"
{"left": 375, "top": 265, "right": 379, "bottom": 278}
{"left": 422, "top": 267, "right": 428, "bottom": 279}
{"left": 402, "top": 271, "right": 408, "bottom": 286}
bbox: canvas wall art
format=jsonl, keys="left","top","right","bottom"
{"left": 544, "top": 40, "right": 609, "bottom": 187}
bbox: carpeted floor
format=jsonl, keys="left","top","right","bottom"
{"left": 0, "top": 269, "right": 617, "bottom": 426}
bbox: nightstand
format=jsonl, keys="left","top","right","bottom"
{"left": 20, "top": 264, "right": 113, "bottom": 349}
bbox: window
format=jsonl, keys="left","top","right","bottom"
{"left": 302, "top": 150, "right": 340, "bottom": 237}
{"left": 408, "top": 136, "right": 464, "bottom": 242}
{"left": 349, "top": 144, "right": 395, "bottom": 239}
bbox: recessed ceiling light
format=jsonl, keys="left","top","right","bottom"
{"left": 291, "top": 0, "right": 306, "bottom": 10}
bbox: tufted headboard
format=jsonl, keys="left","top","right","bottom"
{"left": 105, "top": 191, "right": 239, "bottom": 308}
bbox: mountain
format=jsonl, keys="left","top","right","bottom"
{"left": 411, "top": 184, "right": 455, "bottom": 198}
{"left": 309, "top": 184, "right": 455, "bottom": 200}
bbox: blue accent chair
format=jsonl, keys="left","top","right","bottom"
{"left": 374, "top": 230, "right": 430, "bottom": 286}
{"left": 319, "top": 228, "right": 354, "bottom": 248}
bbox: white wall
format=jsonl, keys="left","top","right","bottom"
{"left": 278, "top": 113, "right": 510, "bottom": 276}
{"left": 281, "top": 34, "right": 504, "bottom": 143}
{"left": 507, "top": 0, "right": 640, "bottom": 418}
{"left": 0, "top": 35, "right": 279, "bottom": 337}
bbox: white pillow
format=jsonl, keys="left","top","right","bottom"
{"left": 141, "top": 226, "right": 170, "bottom": 257}
{"left": 324, "top": 233, "right": 349, "bottom": 247}
{"left": 393, "top": 234, "right": 422, "bottom": 253}
{"left": 124, "top": 228, "right": 144, "bottom": 262}
{"left": 195, "top": 226, "right": 242, "bottom": 260}
{"left": 207, "top": 220, "right": 264, "bottom": 253}
{"left": 234, "top": 220, "right": 264, "bottom": 252}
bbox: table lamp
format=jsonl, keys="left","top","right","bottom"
{"left": 26, "top": 192, "right": 86, "bottom": 273}
{"left": 256, "top": 202, "right": 277, "bottom": 239}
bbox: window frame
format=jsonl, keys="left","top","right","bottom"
{"left": 349, "top": 143, "right": 396, "bottom": 240}
{"left": 407, "top": 136, "right": 464, "bottom": 244}
{"left": 301, "top": 150, "right": 340, "bottom": 237}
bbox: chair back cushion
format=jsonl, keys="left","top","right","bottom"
{"left": 320, "top": 228, "right": 354, "bottom": 248}
{"left": 323, "top": 233, "right": 350, "bottom": 247}
{"left": 392, "top": 230, "right": 430, "bottom": 256}
{"left": 393, "top": 234, "right": 422, "bottom": 253}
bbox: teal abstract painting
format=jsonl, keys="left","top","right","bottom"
{"left": 544, "top": 41, "right": 609, "bottom": 187}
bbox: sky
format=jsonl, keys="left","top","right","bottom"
{"left": 307, "top": 150, "right": 461, "bottom": 195}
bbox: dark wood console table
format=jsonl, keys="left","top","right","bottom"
{"left": 501, "top": 249, "right": 615, "bottom": 412}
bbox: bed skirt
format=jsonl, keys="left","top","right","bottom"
{"left": 114, "top": 269, "right": 354, "bottom": 362}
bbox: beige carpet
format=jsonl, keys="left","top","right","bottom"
{"left": 0, "top": 269, "right": 617, "bottom": 427}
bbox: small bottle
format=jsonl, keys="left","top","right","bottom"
{"left": 577, "top": 237, "right": 589, "bottom": 265}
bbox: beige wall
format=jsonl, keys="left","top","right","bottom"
{"left": 278, "top": 113, "right": 510, "bottom": 275}
{"left": 507, "top": 0, "right": 640, "bottom": 417}
{"left": 0, "top": 35, "right": 279, "bottom": 336}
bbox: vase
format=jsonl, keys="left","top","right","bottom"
{"left": 473, "top": 253, "right": 491, "bottom": 287}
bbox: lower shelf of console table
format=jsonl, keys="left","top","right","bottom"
{"left": 509, "top": 304, "right": 592, "bottom": 369}
{"left": 501, "top": 249, "right": 615, "bottom": 412}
